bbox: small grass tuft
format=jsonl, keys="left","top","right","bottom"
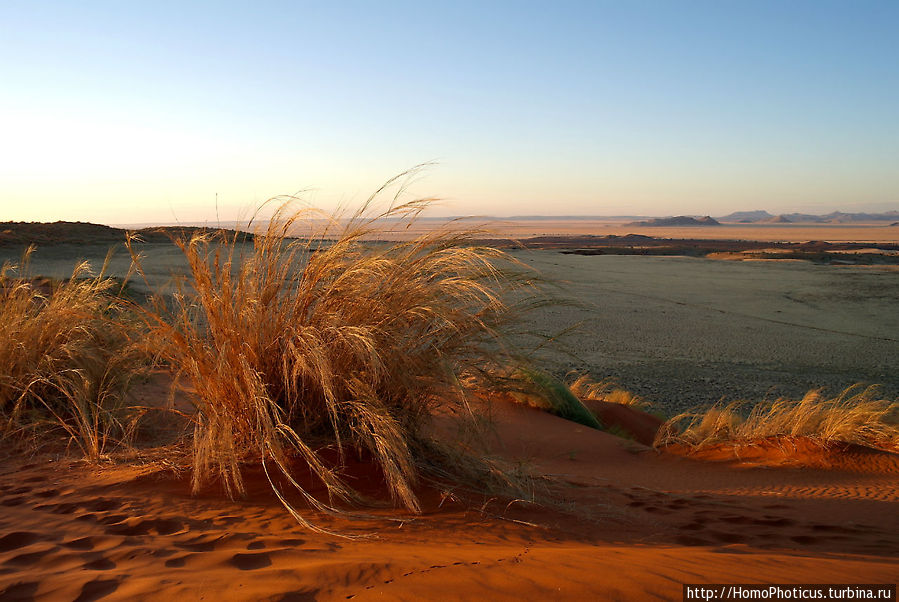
{"left": 511, "top": 367, "right": 603, "bottom": 430}
{"left": 655, "top": 385, "right": 899, "bottom": 452}
{"left": 567, "top": 373, "right": 649, "bottom": 408}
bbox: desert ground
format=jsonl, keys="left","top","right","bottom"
{"left": 513, "top": 251, "right": 899, "bottom": 409}
{"left": 5, "top": 239, "right": 897, "bottom": 409}
{"left": 1, "top": 397, "right": 897, "bottom": 600}
{"left": 1, "top": 224, "right": 897, "bottom": 600}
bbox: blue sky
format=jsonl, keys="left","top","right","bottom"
{"left": 1, "top": 1, "right": 897, "bottom": 223}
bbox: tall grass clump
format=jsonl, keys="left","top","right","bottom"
{"left": 0, "top": 248, "right": 140, "bottom": 461}
{"left": 128, "top": 180, "right": 543, "bottom": 531}
{"left": 655, "top": 385, "right": 899, "bottom": 453}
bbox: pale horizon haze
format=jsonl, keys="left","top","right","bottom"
{"left": 2, "top": 1, "right": 898, "bottom": 225}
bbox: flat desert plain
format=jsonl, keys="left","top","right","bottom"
{"left": 6, "top": 239, "right": 897, "bottom": 407}
{"left": 382, "top": 218, "right": 899, "bottom": 243}
{"left": 1, "top": 230, "right": 897, "bottom": 601}
{"left": 513, "top": 250, "right": 899, "bottom": 408}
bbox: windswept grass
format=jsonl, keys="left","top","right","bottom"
{"left": 0, "top": 248, "right": 141, "bottom": 461}
{"left": 567, "top": 374, "right": 648, "bottom": 408}
{"left": 504, "top": 370, "right": 650, "bottom": 431}
{"left": 655, "top": 385, "right": 899, "bottom": 453}
{"left": 127, "top": 181, "right": 544, "bottom": 532}
{"left": 508, "top": 368, "right": 602, "bottom": 429}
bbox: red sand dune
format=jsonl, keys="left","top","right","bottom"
{"left": 0, "top": 398, "right": 896, "bottom": 600}
{"left": 581, "top": 399, "right": 664, "bottom": 446}
{"left": 665, "top": 437, "right": 899, "bottom": 474}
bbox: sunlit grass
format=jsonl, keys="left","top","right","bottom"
{"left": 655, "top": 385, "right": 899, "bottom": 453}
{"left": 0, "top": 248, "right": 141, "bottom": 461}
{"left": 567, "top": 373, "right": 648, "bottom": 408}
{"left": 127, "top": 178, "right": 544, "bottom": 532}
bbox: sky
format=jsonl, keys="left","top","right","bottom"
{"left": 1, "top": 0, "right": 897, "bottom": 224}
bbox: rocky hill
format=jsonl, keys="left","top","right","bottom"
{"left": 625, "top": 216, "right": 720, "bottom": 227}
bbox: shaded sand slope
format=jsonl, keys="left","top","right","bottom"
{"left": 1, "top": 399, "right": 896, "bottom": 601}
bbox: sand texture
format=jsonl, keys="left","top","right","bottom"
{"left": 1, "top": 396, "right": 896, "bottom": 601}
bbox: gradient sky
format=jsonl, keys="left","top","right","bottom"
{"left": 1, "top": 0, "right": 897, "bottom": 224}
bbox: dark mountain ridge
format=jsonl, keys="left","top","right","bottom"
{"left": 626, "top": 216, "right": 721, "bottom": 227}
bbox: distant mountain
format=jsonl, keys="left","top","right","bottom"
{"left": 718, "top": 210, "right": 899, "bottom": 224}
{"left": 718, "top": 210, "right": 773, "bottom": 222}
{"left": 625, "top": 216, "right": 720, "bottom": 227}
{"left": 822, "top": 211, "right": 899, "bottom": 223}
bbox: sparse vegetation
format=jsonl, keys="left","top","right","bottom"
{"left": 5, "top": 184, "right": 897, "bottom": 540}
{"left": 0, "top": 248, "right": 142, "bottom": 461}
{"left": 655, "top": 385, "right": 899, "bottom": 453}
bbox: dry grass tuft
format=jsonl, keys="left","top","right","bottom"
{"left": 0, "top": 248, "right": 141, "bottom": 461}
{"left": 128, "top": 180, "right": 542, "bottom": 532}
{"left": 655, "top": 385, "right": 899, "bottom": 453}
{"left": 567, "top": 373, "right": 648, "bottom": 408}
